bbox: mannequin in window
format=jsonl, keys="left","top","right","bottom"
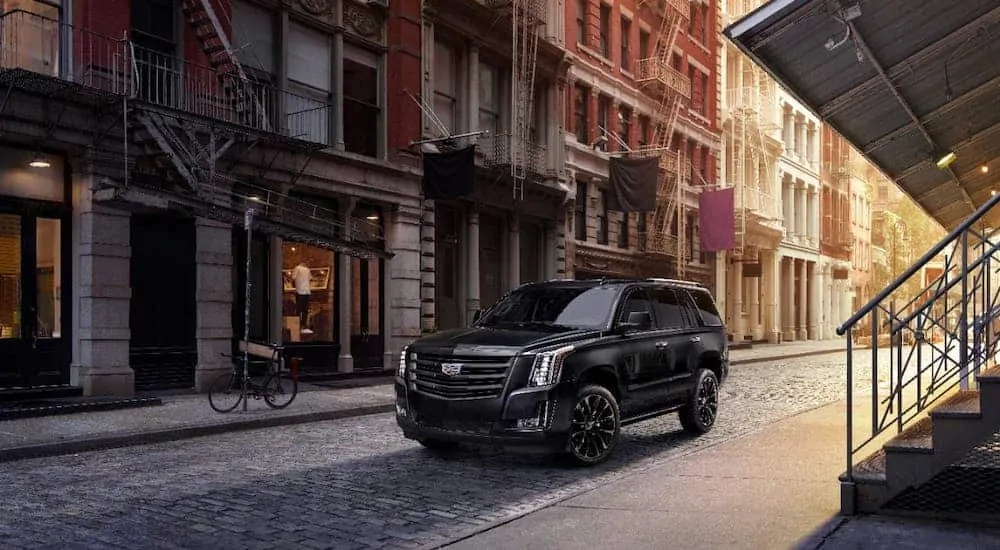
{"left": 293, "top": 262, "right": 313, "bottom": 334}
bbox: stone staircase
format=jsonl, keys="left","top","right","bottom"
{"left": 844, "top": 365, "right": 1000, "bottom": 514}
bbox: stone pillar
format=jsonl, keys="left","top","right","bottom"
{"left": 808, "top": 260, "right": 821, "bottom": 340}
{"left": 782, "top": 178, "right": 792, "bottom": 237}
{"left": 807, "top": 124, "right": 818, "bottom": 166}
{"left": 730, "top": 259, "right": 744, "bottom": 341}
{"left": 420, "top": 202, "right": 436, "bottom": 333}
{"left": 508, "top": 213, "right": 521, "bottom": 289}
{"left": 798, "top": 258, "right": 809, "bottom": 340}
{"left": 749, "top": 276, "right": 761, "bottom": 341}
{"left": 783, "top": 257, "right": 796, "bottom": 341}
{"left": 268, "top": 236, "right": 284, "bottom": 344}
{"left": 796, "top": 118, "right": 807, "bottom": 159}
{"left": 762, "top": 249, "right": 781, "bottom": 343}
{"left": 194, "top": 218, "right": 233, "bottom": 392}
{"left": 72, "top": 173, "right": 134, "bottom": 396}
{"left": 796, "top": 183, "right": 807, "bottom": 239}
{"left": 782, "top": 107, "right": 794, "bottom": 153}
{"left": 807, "top": 187, "right": 819, "bottom": 246}
{"left": 390, "top": 204, "right": 425, "bottom": 362}
{"left": 466, "top": 208, "right": 481, "bottom": 325}
{"left": 826, "top": 265, "right": 836, "bottom": 336}
{"left": 713, "top": 251, "right": 727, "bottom": 329}
{"left": 338, "top": 199, "right": 357, "bottom": 373}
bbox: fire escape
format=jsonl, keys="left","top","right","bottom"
{"left": 728, "top": 79, "right": 779, "bottom": 259}
{"left": 481, "top": 0, "right": 548, "bottom": 198}
{"left": 98, "top": 0, "right": 384, "bottom": 257}
{"left": 635, "top": 0, "right": 690, "bottom": 278}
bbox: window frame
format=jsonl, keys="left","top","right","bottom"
{"left": 478, "top": 61, "right": 502, "bottom": 137}
{"left": 574, "top": 84, "right": 590, "bottom": 144}
{"left": 597, "top": 188, "right": 609, "bottom": 245}
{"left": 576, "top": 0, "right": 588, "bottom": 46}
{"left": 620, "top": 15, "right": 631, "bottom": 71}
{"left": 342, "top": 40, "right": 383, "bottom": 157}
{"left": 433, "top": 40, "right": 459, "bottom": 134}
{"left": 598, "top": 3, "right": 611, "bottom": 58}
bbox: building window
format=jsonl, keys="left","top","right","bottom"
{"left": 478, "top": 62, "right": 501, "bottom": 136}
{"left": 597, "top": 96, "right": 609, "bottom": 151}
{"left": 637, "top": 213, "right": 647, "bottom": 249}
{"left": 597, "top": 189, "right": 609, "bottom": 245}
{"left": 620, "top": 16, "right": 631, "bottom": 71}
{"left": 574, "top": 180, "right": 588, "bottom": 241}
{"left": 282, "top": 242, "right": 335, "bottom": 344}
{"left": 701, "top": 71, "right": 710, "bottom": 115}
{"left": 599, "top": 3, "right": 611, "bottom": 58}
{"left": 638, "top": 115, "right": 649, "bottom": 148}
{"left": 232, "top": 1, "right": 275, "bottom": 74}
{"left": 617, "top": 213, "right": 629, "bottom": 249}
{"left": 574, "top": 85, "right": 590, "bottom": 144}
{"left": 639, "top": 29, "right": 650, "bottom": 59}
{"left": 576, "top": 0, "right": 588, "bottom": 46}
{"left": 618, "top": 105, "right": 632, "bottom": 149}
{"left": 433, "top": 41, "right": 458, "bottom": 133}
{"left": 287, "top": 22, "right": 331, "bottom": 144}
{"left": 343, "top": 43, "right": 381, "bottom": 157}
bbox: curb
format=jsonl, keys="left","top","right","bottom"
{"left": 0, "top": 403, "right": 395, "bottom": 464}
{"left": 729, "top": 346, "right": 870, "bottom": 366}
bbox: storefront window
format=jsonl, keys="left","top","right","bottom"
{"left": 35, "top": 218, "right": 60, "bottom": 338}
{"left": 282, "top": 241, "right": 335, "bottom": 343}
{"left": 0, "top": 214, "right": 21, "bottom": 339}
{"left": 351, "top": 205, "right": 384, "bottom": 370}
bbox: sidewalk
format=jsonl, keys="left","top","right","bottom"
{"left": 435, "top": 400, "right": 1000, "bottom": 550}
{"left": 0, "top": 339, "right": 846, "bottom": 463}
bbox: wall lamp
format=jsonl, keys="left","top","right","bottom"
{"left": 935, "top": 151, "right": 957, "bottom": 169}
{"left": 28, "top": 153, "right": 50, "bottom": 168}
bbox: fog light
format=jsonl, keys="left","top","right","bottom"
{"left": 396, "top": 404, "right": 407, "bottom": 417}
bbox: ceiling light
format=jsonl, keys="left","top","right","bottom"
{"left": 935, "top": 152, "right": 957, "bottom": 169}
{"left": 981, "top": 164, "right": 989, "bottom": 174}
{"left": 366, "top": 213, "right": 380, "bottom": 221}
{"left": 28, "top": 154, "right": 50, "bottom": 168}
{"left": 248, "top": 195, "right": 262, "bottom": 202}
{"left": 992, "top": 190, "right": 997, "bottom": 197}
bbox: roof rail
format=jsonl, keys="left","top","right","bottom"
{"left": 646, "top": 277, "right": 704, "bottom": 287}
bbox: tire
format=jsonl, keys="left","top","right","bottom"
{"left": 263, "top": 370, "right": 298, "bottom": 409}
{"left": 208, "top": 372, "right": 242, "bottom": 413}
{"left": 564, "top": 384, "right": 621, "bottom": 466}
{"left": 679, "top": 368, "right": 720, "bottom": 435}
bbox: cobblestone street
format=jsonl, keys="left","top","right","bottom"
{"left": 0, "top": 353, "right": 887, "bottom": 550}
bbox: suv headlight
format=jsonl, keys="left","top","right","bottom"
{"left": 397, "top": 346, "right": 413, "bottom": 377}
{"left": 528, "top": 345, "right": 575, "bottom": 387}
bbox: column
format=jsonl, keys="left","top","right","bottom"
{"left": 749, "top": 276, "right": 761, "bottom": 341}
{"left": 714, "top": 251, "right": 728, "bottom": 330}
{"left": 782, "top": 107, "right": 794, "bottom": 153}
{"left": 508, "top": 213, "right": 521, "bottom": 289}
{"left": 332, "top": 30, "right": 345, "bottom": 151}
{"left": 826, "top": 265, "right": 836, "bottom": 337}
{"left": 419, "top": 202, "right": 436, "bottom": 333}
{"left": 730, "top": 260, "right": 744, "bottom": 341}
{"left": 782, "top": 178, "right": 793, "bottom": 237}
{"left": 798, "top": 258, "right": 809, "bottom": 340}
{"left": 268, "top": 235, "right": 283, "bottom": 343}
{"left": 762, "top": 250, "right": 781, "bottom": 343}
{"left": 194, "top": 218, "right": 234, "bottom": 392}
{"left": 783, "top": 257, "right": 796, "bottom": 341}
{"left": 808, "top": 261, "right": 821, "bottom": 340}
{"left": 72, "top": 170, "right": 134, "bottom": 396}
{"left": 338, "top": 199, "right": 357, "bottom": 373}
{"left": 807, "top": 187, "right": 819, "bottom": 246}
{"left": 796, "top": 182, "right": 807, "bottom": 239}
{"left": 807, "top": 124, "right": 818, "bottom": 166}
{"left": 466, "top": 208, "right": 481, "bottom": 325}
{"left": 796, "top": 118, "right": 807, "bottom": 159}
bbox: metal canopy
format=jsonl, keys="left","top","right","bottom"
{"left": 724, "top": 0, "right": 1000, "bottom": 230}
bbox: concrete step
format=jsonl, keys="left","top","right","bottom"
{"left": 885, "top": 416, "right": 936, "bottom": 495}
{"left": 841, "top": 448, "right": 888, "bottom": 514}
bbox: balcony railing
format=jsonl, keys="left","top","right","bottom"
{"left": 479, "top": 133, "right": 548, "bottom": 177}
{"left": 737, "top": 185, "right": 779, "bottom": 220}
{"left": 0, "top": 9, "right": 330, "bottom": 145}
{"left": 636, "top": 58, "right": 691, "bottom": 98}
{"left": 725, "top": 87, "right": 773, "bottom": 118}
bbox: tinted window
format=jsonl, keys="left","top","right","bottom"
{"left": 477, "top": 285, "right": 618, "bottom": 330}
{"left": 651, "top": 287, "right": 690, "bottom": 329}
{"left": 689, "top": 289, "right": 723, "bottom": 326}
{"left": 617, "top": 287, "right": 655, "bottom": 326}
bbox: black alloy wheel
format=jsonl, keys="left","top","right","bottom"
{"left": 566, "top": 384, "right": 620, "bottom": 466}
{"left": 680, "top": 368, "right": 719, "bottom": 434}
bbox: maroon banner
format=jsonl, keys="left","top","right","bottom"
{"left": 699, "top": 187, "right": 735, "bottom": 252}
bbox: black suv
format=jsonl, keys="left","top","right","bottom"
{"left": 394, "top": 278, "right": 728, "bottom": 465}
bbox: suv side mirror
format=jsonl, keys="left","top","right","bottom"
{"left": 620, "top": 311, "right": 652, "bottom": 332}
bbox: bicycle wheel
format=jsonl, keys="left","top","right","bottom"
{"left": 208, "top": 372, "right": 243, "bottom": 413}
{"left": 263, "top": 370, "right": 298, "bottom": 409}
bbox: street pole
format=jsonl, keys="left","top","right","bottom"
{"left": 242, "top": 207, "right": 254, "bottom": 412}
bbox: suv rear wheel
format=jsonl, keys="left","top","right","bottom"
{"left": 565, "top": 384, "right": 621, "bottom": 466}
{"left": 679, "top": 368, "right": 719, "bottom": 434}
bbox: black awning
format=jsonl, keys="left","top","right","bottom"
{"left": 725, "top": 0, "right": 1000, "bottom": 230}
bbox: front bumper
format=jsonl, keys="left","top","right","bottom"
{"left": 394, "top": 377, "right": 576, "bottom": 452}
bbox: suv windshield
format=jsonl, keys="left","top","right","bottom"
{"left": 476, "top": 285, "right": 618, "bottom": 330}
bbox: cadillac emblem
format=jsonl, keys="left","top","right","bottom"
{"left": 440, "top": 363, "right": 463, "bottom": 376}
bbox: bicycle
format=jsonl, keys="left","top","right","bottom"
{"left": 208, "top": 341, "right": 299, "bottom": 413}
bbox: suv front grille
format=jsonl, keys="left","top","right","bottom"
{"left": 411, "top": 353, "right": 514, "bottom": 399}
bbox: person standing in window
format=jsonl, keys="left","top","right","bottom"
{"left": 293, "top": 262, "right": 313, "bottom": 334}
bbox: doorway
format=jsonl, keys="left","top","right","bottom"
{"left": 129, "top": 214, "right": 197, "bottom": 390}
{"left": 0, "top": 208, "right": 71, "bottom": 388}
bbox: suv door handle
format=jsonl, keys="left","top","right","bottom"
{"left": 689, "top": 336, "right": 702, "bottom": 343}
{"left": 655, "top": 341, "right": 670, "bottom": 349}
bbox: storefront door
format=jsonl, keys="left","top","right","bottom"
{"left": 0, "top": 205, "right": 71, "bottom": 388}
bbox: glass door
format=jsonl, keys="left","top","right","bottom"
{"left": 0, "top": 213, "right": 68, "bottom": 387}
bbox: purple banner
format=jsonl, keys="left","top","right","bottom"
{"left": 699, "top": 187, "right": 735, "bottom": 252}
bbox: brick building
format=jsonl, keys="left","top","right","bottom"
{"left": 564, "top": 0, "right": 721, "bottom": 285}
{"left": 0, "top": 0, "right": 426, "bottom": 396}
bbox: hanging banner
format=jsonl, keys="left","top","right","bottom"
{"left": 607, "top": 156, "right": 658, "bottom": 212}
{"left": 422, "top": 145, "right": 476, "bottom": 199}
{"left": 699, "top": 187, "right": 735, "bottom": 251}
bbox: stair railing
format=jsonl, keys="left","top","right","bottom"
{"left": 838, "top": 191, "right": 1000, "bottom": 483}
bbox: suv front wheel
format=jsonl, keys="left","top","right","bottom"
{"left": 679, "top": 368, "right": 719, "bottom": 434}
{"left": 565, "top": 384, "right": 621, "bottom": 466}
